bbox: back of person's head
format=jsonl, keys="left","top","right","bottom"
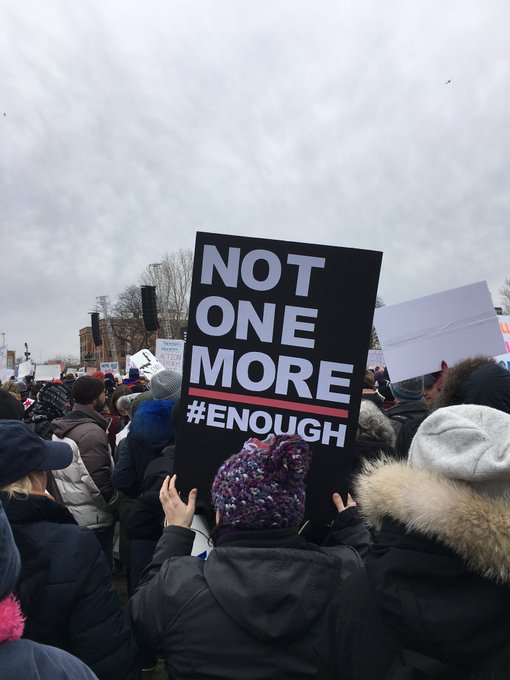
{"left": 409, "top": 404, "right": 510, "bottom": 499}
{"left": 0, "top": 421, "right": 73, "bottom": 492}
{"left": 390, "top": 376, "right": 424, "bottom": 401}
{"left": 37, "top": 382, "right": 70, "bottom": 414}
{"left": 0, "top": 391, "right": 24, "bottom": 420}
{"left": 149, "top": 370, "right": 182, "bottom": 401}
{"left": 363, "top": 369, "right": 375, "bottom": 390}
{"left": 1, "top": 381, "right": 20, "bottom": 400}
{"left": 71, "top": 376, "right": 105, "bottom": 405}
{"left": 357, "top": 400, "right": 395, "bottom": 446}
{"left": 439, "top": 356, "right": 510, "bottom": 414}
{"left": 211, "top": 434, "right": 311, "bottom": 529}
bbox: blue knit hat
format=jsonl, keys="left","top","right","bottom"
{"left": 390, "top": 376, "right": 424, "bottom": 401}
{"left": 211, "top": 434, "right": 312, "bottom": 529}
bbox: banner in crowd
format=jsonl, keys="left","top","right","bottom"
{"left": 34, "top": 364, "right": 61, "bottom": 382}
{"left": 125, "top": 355, "right": 137, "bottom": 374}
{"left": 374, "top": 281, "right": 506, "bottom": 383}
{"left": 130, "top": 349, "right": 165, "bottom": 378}
{"left": 156, "top": 339, "right": 185, "bottom": 373}
{"left": 100, "top": 362, "right": 120, "bottom": 375}
{"left": 495, "top": 315, "right": 510, "bottom": 370}
{"left": 174, "top": 232, "right": 382, "bottom": 521}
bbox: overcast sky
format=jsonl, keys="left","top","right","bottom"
{"left": 1, "top": 1, "right": 509, "bottom": 362}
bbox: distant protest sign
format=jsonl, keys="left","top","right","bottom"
{"left": 175, "top": 232, "right": 382, "bottom": 521}
{"left": 495, "top": 315, "right": 510, "bottom": 370}
{"left": 130, "top": 349, "right": 165, "bottom": 378}
{"left": 0, "top": 346, "right": 6, "bottom": 370}
{"left": 17, "top": 360, "right": 34, "bottom": 378}
{"left": 374, "top": 281, "right": 506, "bottom": 383}
{"left": 367, "top": 349, "right": 385, "bottom": 369}
{"left": 100, "top": 362, "right": 120, "bottom": 374}
{"left": 156, "top": 339, "right": 185, "bottom": 373}
{"left": 34, "top": 364, "right": 61, "bottom": 382}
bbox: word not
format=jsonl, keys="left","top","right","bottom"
{"left": 201, "top": 246, "right": 325, "bottom": 296}
{"left": 186, "top": 399, "right": 346, "bottom": 447}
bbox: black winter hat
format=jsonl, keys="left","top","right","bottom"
{"left": 71, "top": 376, "right": 105, "bottom": 405}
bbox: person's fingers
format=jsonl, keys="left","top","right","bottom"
{"left": 160, "top": 475, "right": 171, "bottom": 498}
{"left": 347, "top": 493, "right": 356, "bottom": 507}
{"left": 332, "top": 492, "right": 345, "bottom": 512}
{"left": 187, "top": 488, "right": 198, "bottom": 514}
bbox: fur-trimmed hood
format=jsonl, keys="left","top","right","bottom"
{"left": 355, "top": 458, "right": 510, "bottom": 583}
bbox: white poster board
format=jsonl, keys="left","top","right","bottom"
{"left": 130, "top": 349, "right": 165, "bottom": 378}
{"left": 0, "top": 369, "right": 13, "bottom": 384}
{"left": 125, "top": 355, "right": 137, "bottom": 373}
{"left": 0, "top": 346, "right": 6, "bottom": 370}
{"left": 34, "top": 364, "right": 62, "bottom": 382}
{"left": 17, "top": 360, "right": 34, "bottom": 378}
{"left": 495, "top": 315, "right": 510, "bottom": 370}
{"left": 100, "top": 362, "right": 120, "bottom": 375}
{"left": 367, "top": 349, "right": 385, "bottom": 369}
{"left": 155, "top": 339, "right": 184, "bottom": 374}
{"left": 374, "top": 281, "right": 506, "bottom": 383}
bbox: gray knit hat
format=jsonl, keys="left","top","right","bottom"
{"left": 409, "top": 404, "right": 510, "bottom": 498}
{"left": 150, "top": 369, "right": 182, "bottom": 401}
{"left": 390, "top": 376, "right": 424, "bottom": 401}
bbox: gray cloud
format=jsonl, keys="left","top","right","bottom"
{"left": 1, "top": 0, "right": 509, "bottom": 360}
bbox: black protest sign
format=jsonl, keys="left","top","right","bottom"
{"left": 175, "top": 232, "right": 382, "bottom": 522}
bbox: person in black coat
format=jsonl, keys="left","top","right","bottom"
{"left": 316, "top": 404, "right": 510, "bottom": 679}
{"left": 0, "top": 421, "right": 141, "bottom": 680}
{"left": 128, "top": 433, "right": 370, "bottom": 679}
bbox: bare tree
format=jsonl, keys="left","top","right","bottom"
{"left": 142, "top": 248, "right": 193, "bottom": 338}
{"left": 112, "top": 284, "right": 156, "bottom": 354}
{"left": 500, "top": 279, "right": 510, "bottom": 314}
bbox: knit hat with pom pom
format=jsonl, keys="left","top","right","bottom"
{"left": 211, "top": 434, "right": 312, "bottom": 529}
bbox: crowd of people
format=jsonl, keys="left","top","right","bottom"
{"left": 1, "top": 356, "right": 510, "bottom": 679}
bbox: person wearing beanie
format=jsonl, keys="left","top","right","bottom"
{"left": 128, "top": 433, "right": 370, "bottom": 679}
{"left": 439, "top": 355, "right": 510, "bottom": 414}
{"left": 51, "top": 376, "right": 117, "bottom": 566}
{"left": 0, "top": 423, "right": 140, "bottom": 680}
{"left": 316, "top": 404, "right": 510, "bottom": 679}
{"left": 385, "top": 375, "right": 429, "bottom": 458}
{"left": 28, "top": 382, "right": 71, "bottom": 440}
{"left": 149, "top": 369, "right": 182, "bottom": 401}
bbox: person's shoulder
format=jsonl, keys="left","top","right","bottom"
{"left": 0, "top": 638, "right": 99, "bottom": 679}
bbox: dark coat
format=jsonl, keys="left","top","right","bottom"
{"left": 1, "top": 491, "right": 140, "bottom": 680}
{"left": 111, "top": 400, "right": 176, "bottom": 498}
{"left": 128, "top": 513, "right": 368, "bottom": 679}
{"left": 316, "top": 461, "right": 510, "bottom": 679}
{"left": 386, "top": 399, "right": 429, "bottom": 458}
{"left": 0, "top": 639, "right": 99, "bottom": 680}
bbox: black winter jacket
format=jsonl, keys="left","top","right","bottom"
{"left": 316, "top": 461, "right": 510, "bottom": 679}
{"left": 1, "top": 491, "right": 140, "bottom": 680}
{"left": 128, "top": 512, "right": 368, "bottom": 679}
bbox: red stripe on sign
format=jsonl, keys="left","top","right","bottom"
{"left": 187, "top": 387, "right": 349, "bottom": 419}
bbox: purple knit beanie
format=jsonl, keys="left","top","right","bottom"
{"left": 211, "top": 434, "right": 312, "bottom": 529}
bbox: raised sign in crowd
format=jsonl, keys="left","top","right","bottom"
{"left": 1, "top": 234, "right": 510, "bottom": 680}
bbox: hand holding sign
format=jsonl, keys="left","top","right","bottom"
{"left": 160, "top": 475, "right": 197, "bottom": 529}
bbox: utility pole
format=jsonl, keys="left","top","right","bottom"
{"left": 96, "top": 296, "right": 118, "bottom": 362}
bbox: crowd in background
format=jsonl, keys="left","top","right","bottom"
{"left": 1, "top": 356, "right": 510, "bottom": 679}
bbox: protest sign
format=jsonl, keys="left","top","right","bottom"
{"left": 125, "top": 355, "right": 137, "bottom": 373}
{"left": 17, "top": 360, "right": 34, "bottom": 378}
{"left": 0, "top": 346, "right": 6, "bottom": 370}
{"left": 0, "top": 369, "right": 13, "bottom": 384}
{"left": 374, "top": 281, "right": 506, "bottom": 383}
{"left": 100, "top": 362, "right": 120, "bottom": 375}
{"left": 367, "top": 349, "right": 385, "bottom": 369}
{"left": 495, "top": 315, "right": 510, "bottom": 370}
{"left": 34, "top": 364, "right": 61, "bottom": 382}
{"left": 174, "top": 232, "right": 382, "bottom": 521}
{"left": 156, "top": 339, "right": 185, "bottom": 373}
{"left": 130, "top": 349, "right": 165, "bottom": 378}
